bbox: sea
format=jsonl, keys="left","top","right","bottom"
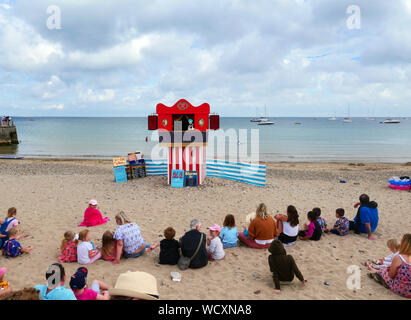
{"left": 1, "top": 117, "right": 410, "bottom": 163}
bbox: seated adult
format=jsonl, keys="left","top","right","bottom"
{"left": 109, "top": 271, "right": 159, "bottom": 300}
{"left": 238, "top": 203, "right": 279, "bottom": 249}
{"left": 113, "top": 211, "right": 157, "bottom": 265}
{"left": 349, "top": 194, "right": 379, "bottom": 240}
{"left": 274, "top": 205, "right": 299, "bottom": 246}
{"left": 79, "top": 199, "right": 109, "bottom": 227}
{"left": 34, "top": 263, "right": 76, "bottom": 300}
{"left": 180, "top": 219, "right": 208, "bottom": 269}
{"left": 369, "top": 234, "right": 411, "bottom": 299}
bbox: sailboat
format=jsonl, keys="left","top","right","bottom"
{"left": 257, "top": 105, "right": 275, "bottom": 125}
{"left": 365, "top": 108, "right": 376, "bottom": 121}
{"left": 250, "top": 107, "right": 268, "bottom": 122}
{"left": 342, "top": 105, "right": 352, "bottom": 123}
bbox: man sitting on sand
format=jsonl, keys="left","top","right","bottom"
{"left": 349, "top": 194, "right": 379, "bottom": 240}
{"left": 34, "top": 263, "right": 76, "bottom": 300}
{"left": 180, "top": 219, "right": 208, "bottom": 269}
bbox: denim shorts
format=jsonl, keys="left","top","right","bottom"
{"left": 124, "top": 244, "right": 150, "bottom": 258}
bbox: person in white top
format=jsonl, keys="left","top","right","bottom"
{"left": 77, "top": 229, "right": 101, "bottom": 265}
{"left": 274, "top": 205, "right": 300, "bottom": 247}
{"left": 206, "top": 224, "right": 225, "bottom": 261}
{"left": 365, "top": 238, "right": 400, "bottom": 270}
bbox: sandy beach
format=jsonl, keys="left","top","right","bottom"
{"left": 0, "top": 159, "right": 409, "bottom": 300}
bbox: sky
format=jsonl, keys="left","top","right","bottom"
{"left": 0, "top": 0, "right": 411, "bottom": 117}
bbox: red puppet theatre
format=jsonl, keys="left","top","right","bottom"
{"left": 148, "top": 99, "right": 219, "bottom": 185}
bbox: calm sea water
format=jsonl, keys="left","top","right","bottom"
{"left": 1, "top": 117, "right": 410, "bottom": 162}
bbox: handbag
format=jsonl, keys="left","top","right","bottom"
{"left": 178, "top": 233, "right": 204, "bottom": 270}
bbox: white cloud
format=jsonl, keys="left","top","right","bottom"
{"left": 79, "top": 89, "right": 116, "bottom": 102}
{"left": 42, "top": 104, "right": 64, "bottom": 110}
{"left": 0, "top": 12, "right": 64, "bottom": 72}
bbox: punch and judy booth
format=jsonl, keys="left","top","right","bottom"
{"left": 148, "top": 99, "right": 219, "bottom": 186}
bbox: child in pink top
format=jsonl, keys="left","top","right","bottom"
{"left": 78, "top": 200, "right": 109, "bottom": 227}
{"left": 69, "top": 267, "right": 111, "bottom": 300}
{"left": 298, "top": 211, "right": 322, "bottom": 241}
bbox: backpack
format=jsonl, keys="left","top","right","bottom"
{"left": 0, "top": 218, "right": 15, "bottom": 249}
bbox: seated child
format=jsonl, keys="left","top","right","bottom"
{"left": 0, "top": 267, "right": 12, "bottom": 297}
{"left": 2, "top": 227, "right": 33, "bottom": 258}
{"left": 330, "top": 208, "right": 350, "bottom": 236}
{"left": 101, "top": 230, "right": 121, "bottom": 262}
{"left": 365, "top": 239, "right": 400, "bottom": 271}
{"left": 268, "top": 240, "right": 306, "bottom": 293}
{"left": 77, "top": 229, "right": 101, "bottom": 265}
{"left": 220, "top": 214, "right": 239, "bottom": 248}
{"left": 0, "top": 207, "right": 26, "bottom": 249}
{"left": 69, "top": 267, "right": 110, "bottom": 300}
{"left": 313, "top": 207, "right": 329, "bottom": 233}
{"left": 206, "top": 224, "right": 225, "bottom": 261}
{"left": 298, "top": 211, "right": 322, "bottom": 241}
{"left": 59, "top": 231, "right": 78, "bottom": 263}
{"left": 159, "top": 227, "right": 180, "bottom": 265}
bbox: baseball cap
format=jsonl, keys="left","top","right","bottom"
{"left": 207, "top": 224, "right": 221, "bottom": 232}
{"left": 69, "top": 267, "right": 88, "bottom": 290}
{"left": 89, "top": 199, "right": 98, "bottom": 206}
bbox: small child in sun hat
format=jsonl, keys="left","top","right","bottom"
{"left": 206, "top": 224, "right": 225, "bottom": 261}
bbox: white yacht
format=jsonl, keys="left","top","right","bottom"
{"left": 383, "top": 119, "right": 401, "bottom": 124}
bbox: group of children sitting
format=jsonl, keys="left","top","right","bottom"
{"left": 298, "top": 207, "right": 350, "bottom": 241}
{"left": 59, "top": 229, "right": 120, "bottom": 264}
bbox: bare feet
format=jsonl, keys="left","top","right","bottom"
{"left": 368, "top": 235, "right": 377, "bottom": 240}
{"left": 273, "top": 289, "right": 281, "bottom": 294}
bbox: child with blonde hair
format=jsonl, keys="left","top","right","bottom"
{"left": 206, "top": 224, "right": 225, "bottom": 261}
{"left": 2, "top": 227, "right": 33, "bottom": 258}
{"left": 368, "top": 234, "right": 411, "bottom": 299}
{"left": 77, "top": 229, "right": 101, "bottom": 265}
{"left": 365, "top": 239, "right": 400, "bottom": 270}
{"left": 59, "top": 231, "right": 78, "bottom": 263}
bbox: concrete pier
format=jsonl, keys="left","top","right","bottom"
{"left": 0, "top": 126, "right": 19, "bottom": 145}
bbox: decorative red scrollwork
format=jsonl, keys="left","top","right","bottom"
{"left": 177, "top": 101, "right": 188, "bottom": 111}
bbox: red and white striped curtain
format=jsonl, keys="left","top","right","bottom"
{"left": 167, "top": 146, "right": 207, "bottom": 185}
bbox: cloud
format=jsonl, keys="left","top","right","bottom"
{"left": 42, "top": 104, "right": 64, "bottom": 110}
{"left": 0, "top": 0, "right": 410, "bottom": 116}
{"left": 79, "top": 89, "right": 116, "bottom": 102}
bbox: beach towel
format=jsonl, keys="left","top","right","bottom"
{"left": 78, "top": 208, "right": 109, "bottom": 227}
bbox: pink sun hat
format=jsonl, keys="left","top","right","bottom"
{"left": 0, "top": 267, "right": 7, "bottom": 279}
{"left": 207, "top": 224, "right": 221, "bottom": 232}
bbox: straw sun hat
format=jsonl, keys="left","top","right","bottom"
{"left": 109, "top": 271, "right": 159, "bottom": 300}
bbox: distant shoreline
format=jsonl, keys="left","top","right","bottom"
{"left": 1, "top": 157, "right": 410, "bottom": 166}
